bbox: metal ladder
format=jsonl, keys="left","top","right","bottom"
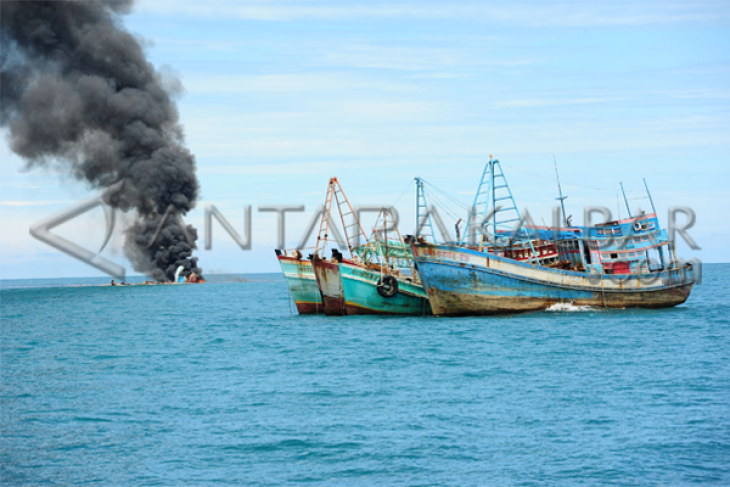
{"left": 415, "top": 177, "right": 437, "bottom": 243}
{"left": 315, "top": 178, "right": 367, "bottom": 257}
{"left": 461, "top": 158, "right": 541, "bottom": 264}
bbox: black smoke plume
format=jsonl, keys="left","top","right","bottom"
{"left": 1, "top": 0, "right": 202, "bottom": 281}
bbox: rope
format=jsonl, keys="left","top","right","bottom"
{"left": 391, "top": 179, "right": 415, "bottom": 208}
{"left": 501, "top": 161, "right": 643, "bottom": 193}
{"left": 426, "top": 191, "right": 462, "bottom": 222}
{"left": 421, "top": 179, "right": 471, "bottom": 210}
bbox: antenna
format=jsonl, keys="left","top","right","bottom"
{"left": 619, "top": 182, "right": 631, "bottom": 217}
{"left": 643, "top": 178, "right": 657, "bottom": 215}
{"left": 553, "top": 155, "right": 568, "bottom": 227}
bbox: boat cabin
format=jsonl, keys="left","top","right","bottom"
{"left": 491, "top": 213, "right": 678, "bottom": 276}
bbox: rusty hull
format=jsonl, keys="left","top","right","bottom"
{"left": 312, "top": 255, "right": 348, "bottom": 315}
{"left": 412, "top": 241, "right": 696, "bottom": 316}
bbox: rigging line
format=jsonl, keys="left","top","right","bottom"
{"left": 428, "top": 198, "right": 459, "bottom": 222}
{"left": 427, "top": 183, "right": 471, "bottom": 211}
{"left": 425, "top": 199, "right": 460, "bottom": 224}
{"left": 422, "top": 190, "right": 449, "bottom": 215}
{"left": 501, "top": 162, "right": 642, "bottom": 193}
{"left": 391, "top": 179, "right": 415, "bottom": 209}
{"left": 417, "top": 181, "right": 463, "bottom": 217}
{"left": 420, "top": 179, "right": 471, "bottom": 210}
{"left": 427, "top": 193, "right": 462, "bottom": 223}
{"left": 424, "top": 184, "right": 455, "bottom": 208}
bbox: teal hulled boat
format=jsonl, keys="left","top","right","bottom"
{"left": 339, "top": 260, "right": 430, "bottom": 315}
{"left": 338, "top": 208, "right": 431, "bottom": 316}
{"left": 275, "top": 251, "right": 322, "bottom": 314}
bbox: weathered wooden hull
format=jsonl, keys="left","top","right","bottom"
{"left": 312, "top": 256, "right": 347, "bottom": 315}
{"left": 412, "top": 242, "right": 695, "bottom": 316}
{"left": 339, "top": 261, "right": 432, "bottom": 315}
{"left": 276, "top": 255, "right": 323, "bottom": 314}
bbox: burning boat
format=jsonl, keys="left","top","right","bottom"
{"left": 408, "top": 157, "right": 696, "bottom": 315}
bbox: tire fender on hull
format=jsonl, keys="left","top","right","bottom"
{"left": 377, "top": 275, "right": 398, "bottom": 298}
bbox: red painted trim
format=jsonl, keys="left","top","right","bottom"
{"left": 345, "top": 303, "right": 390, "bottom": 315}
{"left": 523, "top": 225, "right": 584, "bottom": 233}
{"left": 278, "top": 255, "right": 300, "bottom": 263}
{"left": 615, "top": 213, "right": 657, "bottom": 225}
{"left": 321, "top": 295, "right": 347, "bottom": 315}
{"left": 294, "top": 302, "right": 322, "bottom": 314}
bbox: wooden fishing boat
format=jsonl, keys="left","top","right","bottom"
{"left": 275, "top": 250, "right": 323, "bottom": 314}
{"left": 338, "top": 208, "right": 431, "bottom": 316}
{"left": 309, "top": 178, "right": 369, "bottom": 316}
{"left": 410, "top": 238, "right": 694, "bottom": 315}
{"left": 409, "top": 157, "right": 695, "bottom": 315}
{"left": 312, "top": 253, "right": 348, "bottom": 315}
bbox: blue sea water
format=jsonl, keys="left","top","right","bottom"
{"left": 1, "top": 265, "right": 729, "bottom": 486}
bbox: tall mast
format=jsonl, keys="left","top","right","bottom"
{"left": 620, "top": 182, "right": 631, "bottom": 217}
{"left": 314, "top": 178, "right": 368, "bottom": 258}
{"left": 415, "top": 177, "right": 437, "bottom": 243}
{"left": 314, "top": 179, "right": 335, "bottom": 258}
{"left": 643, "top": 178, "right": 657, "bottom": 215}
{"left": 462, "top": 156, "right": 541, "bottom": 265}
{"left": 331, "top": 178, "right": 368, "bottom": 257}
{"left": 553, "top": 155, "right": 568, "bottom": 227}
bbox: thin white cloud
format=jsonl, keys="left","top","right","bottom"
{"left": 0, "top": 200, "right": 72, "bottom": 207}
{"left": 199, "top": 161, "right": 334, "bottom": 175}
{"left": 488, "top": 89, "right": 730, "bottom": 110}
{"left": 136, "top": 0, "right": 730, "bottom": 26}
{"left": 317, "top": 43, "right": 537, "bottom": 71}
{"left": 491, "top": 96, "right": 631, "bottom": 109}
{"left": 655, "top": 89, "right": 730, "bottom": 100}
{"left": 182, "top": 72, "right": 416, "bottom": 94}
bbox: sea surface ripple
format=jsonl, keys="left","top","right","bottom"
{"left": 2, "top": 265, "right": 729, "bottom": 485}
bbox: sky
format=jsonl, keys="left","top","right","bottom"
{"left": 1, "top": 0, "right": 729, "bottom": 279}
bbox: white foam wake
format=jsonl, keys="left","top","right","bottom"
{"left": 546, "top": 302, "right": 597, "bottom": 312}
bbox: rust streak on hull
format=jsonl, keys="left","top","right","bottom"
{"left": 413, "top": 242, "right": 696, "bottom": 316}
{"left": 426, "top": 282, "right": 694, "bottom": 316}
{"left": 312, "top": 256, "right": 347, "bottom": 315}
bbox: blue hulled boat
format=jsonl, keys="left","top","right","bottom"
{"left": 408, "top": 158, "right": 696, "bottom": 315}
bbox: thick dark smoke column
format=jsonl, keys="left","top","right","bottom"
{"left": 1, "top": 0, "right": 202, "bottom": 281}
